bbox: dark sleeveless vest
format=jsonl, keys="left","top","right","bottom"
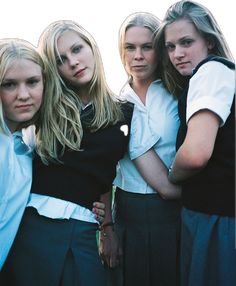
{"left": 176, "top": 55, "right": 235, "bottom": 217}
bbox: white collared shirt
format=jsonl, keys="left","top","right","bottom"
{"left": 0, "top": 127, "right": 34, "bottom": 269}
{"left": 187, "top": 61, "right": 235, "bottom": 126}
{"left": 114, "top": 80, "right": 180, "bottom": 194}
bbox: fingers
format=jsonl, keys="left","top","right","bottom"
{"left": 93, "top": 202, "right": 105, "bottom": 210}
{"left": 92, "top": 202, "right": 105, "bottom": 224}
{"left": 101, "top": 248, "right": 123, "bottom": 268}
{"left": 95, "top": 214, "right": 104, "bottom": 224}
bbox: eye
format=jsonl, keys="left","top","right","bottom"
{"left": 73, "top": 45, "right": 82, "bottom": 54}
{"left": 0, "top": 81, "right": 16, "bottom": 90}
{"left": 125, "top": 45, "right": 135, "bottom": 51}
{"left": 142, "top": 44, "right": 153, "bottom": 51}
{"left": 27, "top": 78, "right": 42, "bottom": 87}
{"left": 181, "top": 39, "right": 194, "bottom": 47}
{"left": 165, "top": 43, "right": 175, "bottom": 52}
{"left": 56, "top": 56, "right": 66, "bottom": 66}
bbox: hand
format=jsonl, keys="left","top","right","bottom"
{"left": 92, "top": 202, "right": 105, "bottom": 224}
{"left": 99, "top": 226, "right": 122, "bottom": 268}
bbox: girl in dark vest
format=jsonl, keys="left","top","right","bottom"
{"left": 1, "top": 20, "right": 133, "bottom": 286}
{"left": 155, "top": 1, "right": 235, "bottom": 285}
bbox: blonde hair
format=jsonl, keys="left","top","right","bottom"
{"left": 0, "top": 38, "right": 45, "bottom": 134}
{"left": 119, "top": 12, "right": 161, "bottom": 79}
{"left": 155, "top": 0, "right": 234, "bottom": 97}
{"left": 37, "top": 20, "right": 124, "bottom": 163}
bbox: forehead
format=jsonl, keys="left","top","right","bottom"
{"left": 165, "top": 19, "right": 199, "bottom": 41}
{"left": 4, "top": 58, "right": 42, "bottom": 78}
{"left": 125, "top": 26, "right": 153, "bottom": 43}
{"left": 57, "top": 30, "right": 87, "bottom": 53}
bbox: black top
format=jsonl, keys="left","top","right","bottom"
{"left": 31, "top": 102, "right": 134, "bottom": 210}
{"left": 176, "top": 56, "right": 235, "bottom": 217}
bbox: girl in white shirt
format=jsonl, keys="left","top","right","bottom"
{"left": 103, "top": 12, "right": 182, "bottom": 286}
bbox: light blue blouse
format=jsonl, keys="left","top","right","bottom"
{"left": 0, "top": 128, "right": 33, "bottom": 269}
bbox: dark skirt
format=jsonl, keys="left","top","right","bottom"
{"left": 0, "top": 207, "right": 106, "bottom": 286}
{"left": 180, "top": 207, "right": 236, "bottom": 286}
{"left": 108, "top": 188, "right": 181, "bottom": 286}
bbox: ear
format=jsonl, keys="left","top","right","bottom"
{"left": 207, "top": 42, "right": 215, "bottom": 50}
{"left": 206, "top": 36, "right": 215, "bottom": 50}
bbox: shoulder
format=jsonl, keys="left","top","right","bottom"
{"left": 191, "top": 58, "right": 235, "bottom": 87}
{"left": 120, "top": 101, "right": 134, "bottom": 122}
{"left": 194, "top": 55, "right": 235, "bottom": 75}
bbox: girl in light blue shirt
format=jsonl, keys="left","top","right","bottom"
{"left": 0, "top": 38, "right": 44, "bottom": 269}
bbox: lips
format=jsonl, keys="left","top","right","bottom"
{"left": 74, "top": 68, "right": 86, "bottom": 77}
{"left": 132, "top": 65, "right": 146, "bottom": 68}
{"left": 176, "top": 62, "right": 189, "bottom": 68}
{"left": 16, "top": 104, "right": 33, "bottom": 109}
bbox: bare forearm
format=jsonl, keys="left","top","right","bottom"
{"left": 134, "top": 149, "right": 181, "bottom": 199}
{"left": 169, "top": 111, "right": 220, "bottom": 184}
{"left": 100, "top": 190, "right": 113, "bottom": 224}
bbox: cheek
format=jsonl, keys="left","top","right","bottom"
{"left": 168, "top": 52, "right": 175, "bottom": 64}
{"left": 35, "top": 88, "right": 44, "bottom": 108}
{"left": 58, "top": 66, "right": 68, "bottom": 79}
{"left": 1, "top": 94, "right": 13, "bottom": 111}
{"left": 124, "top": 55, "right": 132, "bottom": 71}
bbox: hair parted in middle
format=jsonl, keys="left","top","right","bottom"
{"left": 36, "top": 20, "right": 124, "bottom": 163}
{"left": 118, "top": 12, "right": 162, "bottom": 79}
{"left": 0, "top": 38, "right": 46, "bottom": 134}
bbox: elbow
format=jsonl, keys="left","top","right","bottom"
{"left": 187, "top": 151, "right": 211, "bottom": 170}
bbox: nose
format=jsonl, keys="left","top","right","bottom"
{"left": 68, "top": 55, "right": 79, "bottom": 68}
{"left": 17, "top": 84, "right": 30, "bottom": 100}
{"left": 134, "top": 47, "right": 144, "bottom": 60}
{"left": 174, "top": 45, "right": 185, "bottom": 59}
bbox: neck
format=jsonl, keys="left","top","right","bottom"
{"left": 131, "top": 78, "right": 155, "bottom": 105}
{"left": 72, "top": 85, "right": 91, "bottom": 105}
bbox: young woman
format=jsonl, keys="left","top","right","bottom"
{"left": 0, "top": 38, "right": 105, "bottom": 272}
{"left": 0, "top": 20, "right": 133, "bottom": 286}
{"left": 0, "top": 38, "right": 44, "bottom": 270}
{"left": 105, "top": 12, "right": 181, "bottom": 286}
{"left": 155, "top": 1, "right": 235, "bottom": 285}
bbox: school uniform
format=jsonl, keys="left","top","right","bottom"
{"left": 0, "top": 102, "right": 133, "bottom": 286}
{"left": 177, "top": 56, "right": 236, "bottom": 286}
{"left": 111, "top": 80, "right": 181, "bottom": 286}
{"left": 0, "top": 126, "right": 34, "bottom": 270}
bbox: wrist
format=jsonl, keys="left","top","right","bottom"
{"left": 168, "top": 165, "right": 179, "bottom": 185}
{"left": 99, "top": 221, "right": 114, "bottom": 238}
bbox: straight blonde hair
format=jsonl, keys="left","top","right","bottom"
{"left": 0, "top": 38, "right": 46, "bottom": 134}
{"left": 36, "top": 20, "right": 124, "bottom": 163}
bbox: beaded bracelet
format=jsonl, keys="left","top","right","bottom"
{"left": 99, "top": 221, "right": 114, "bottom": 237}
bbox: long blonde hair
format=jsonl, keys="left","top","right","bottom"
{"left": 0, "top": 38, "right": 46, "bottom": 134}
{"left": 36, "top": 20, "right": 124, "bottom": 163}
{"left": 154, "top": 0, "right": 234, "bottom": 97}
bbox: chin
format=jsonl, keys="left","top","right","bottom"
{"left": 178, "top": 69, "right": 191, "bottom": 76}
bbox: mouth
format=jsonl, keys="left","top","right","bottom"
{"left": 16, "top": 104, "right": 33, "bottom": 109}
{"left": 74, "top": 68, "right": 86, "bottom": 77}
{"left": 175, "top": 62, "right": 189, "bottom": 68}
{"left": 132, "top": 65, "right": 146, "bottom": 70}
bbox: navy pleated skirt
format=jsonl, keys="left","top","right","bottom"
{"left": 0, "top": 207, "right": 106, "bottom": 286}
{"left": 180, "top": 207, "right": 236, "bottom": 286}
{"left": 108, "top": 188, "right": 181, "bottom": 286}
